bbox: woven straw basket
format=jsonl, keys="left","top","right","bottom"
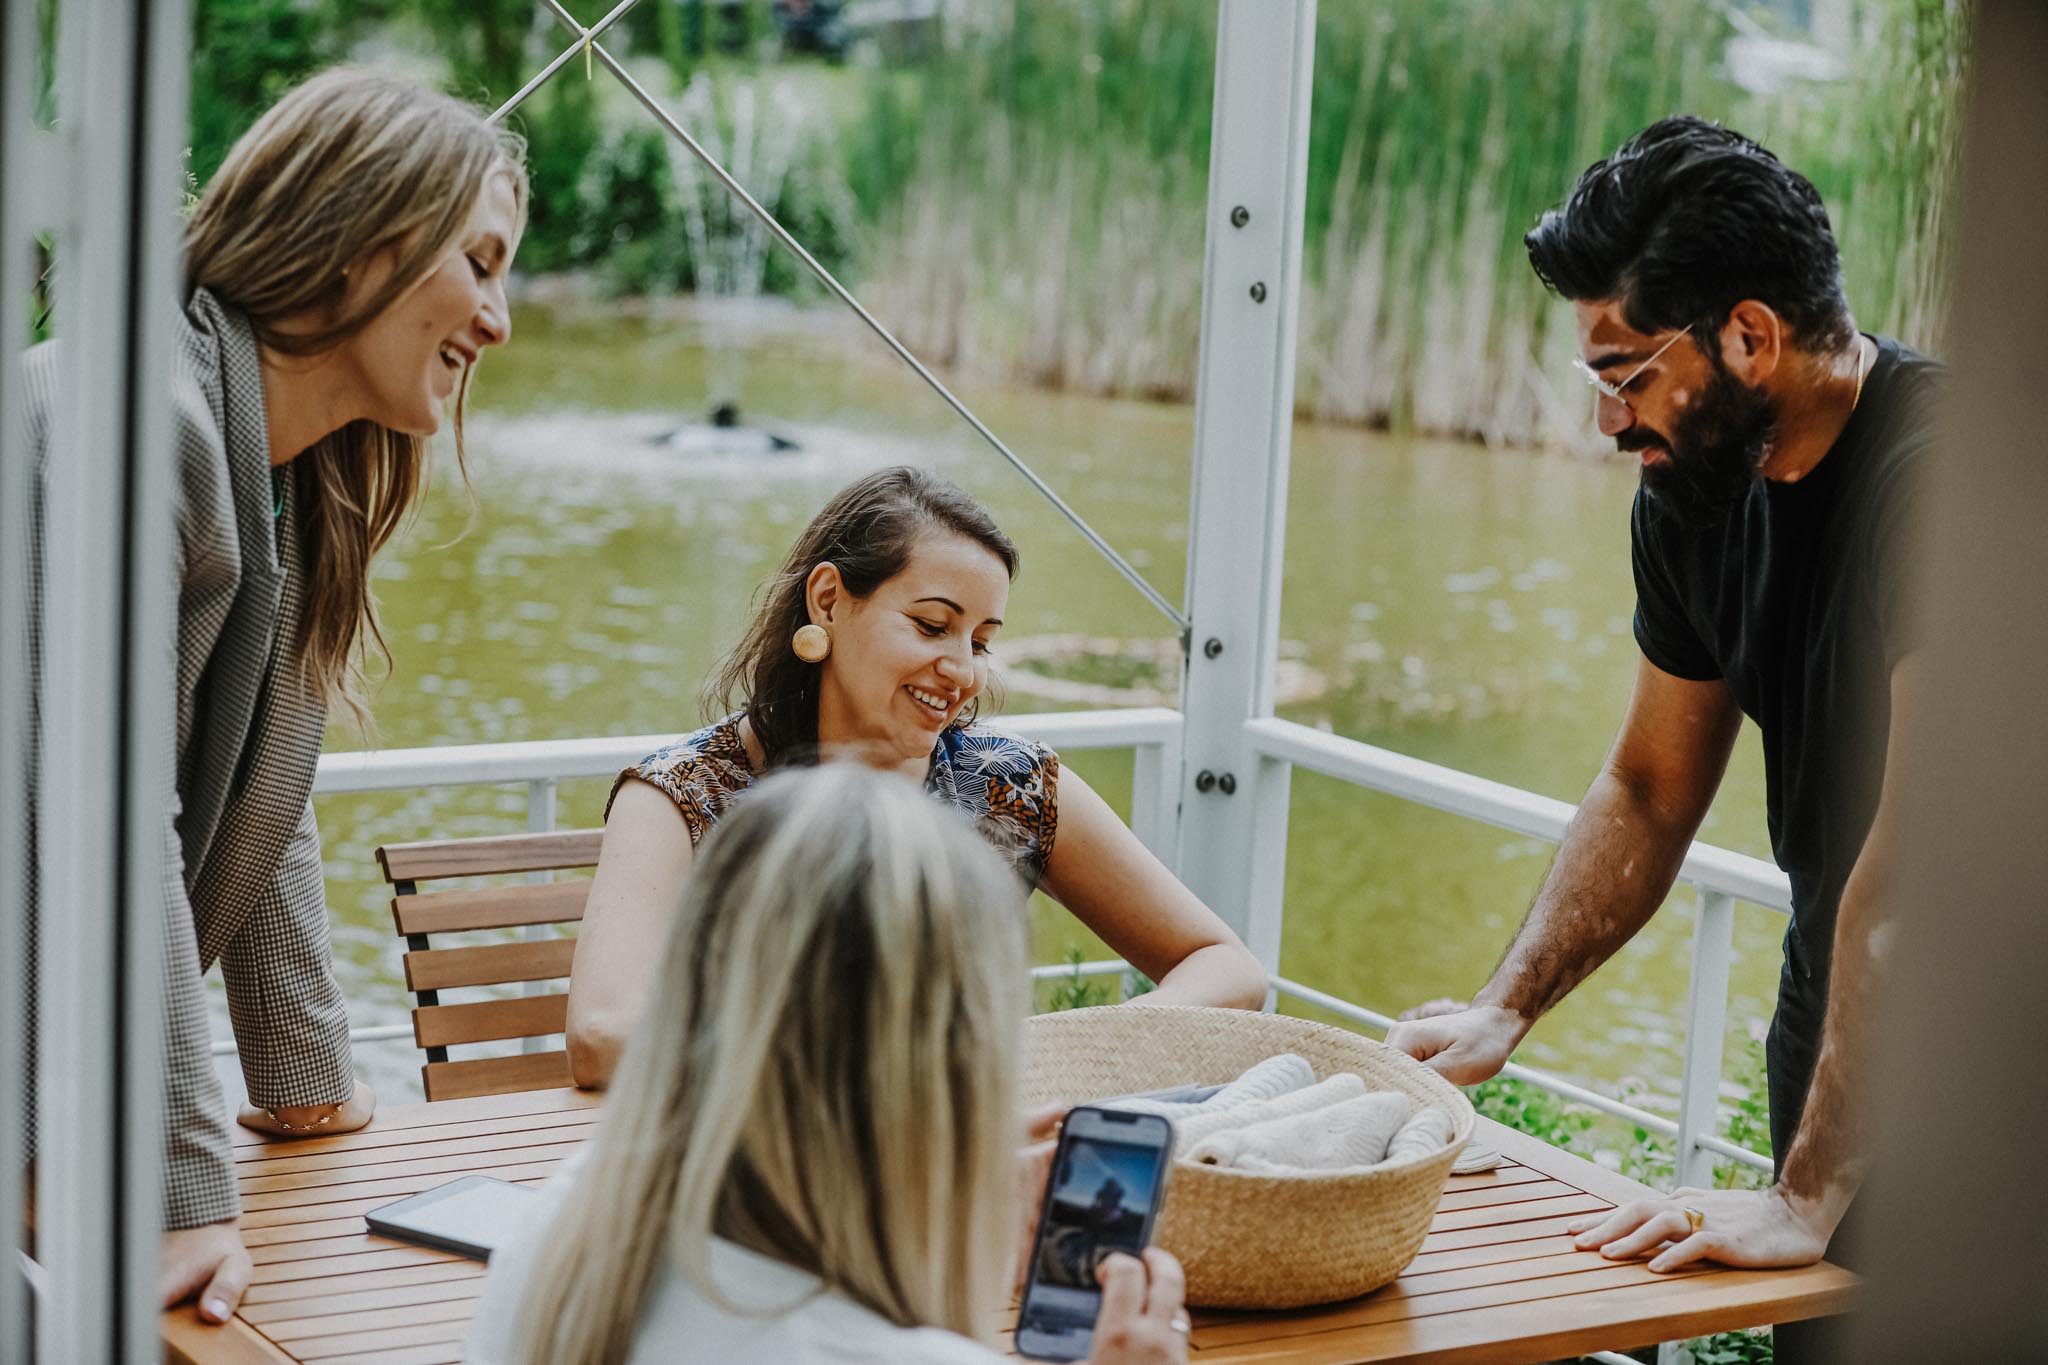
{"left": 1021, "top": 1005, "right": 1475, "bottom": 1309}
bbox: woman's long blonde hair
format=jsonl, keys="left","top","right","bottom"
{"left": 183, "top": 66, "right": 528, "bottom": 723}
{"left": 517, "top": 766, "right": 1031, "bottom": 1364}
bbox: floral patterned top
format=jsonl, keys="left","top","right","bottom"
{"left": 609, "top": 714, "right": 1061, "bottom": 886}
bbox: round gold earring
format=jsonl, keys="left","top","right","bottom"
{"left": 791, "top": 623, "right": 831, "bottom": 663}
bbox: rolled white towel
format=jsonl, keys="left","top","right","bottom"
{"left": 1170, "top": 1074, "right": 1369, "bottom": 1155}
{"left": 1385, "top": 1106, "right": 1455, "bottom": 1164}
{"left": 1105, "top": 1053, "right": 1318, "bottom": 1120}
{"left": 1207, "top": 1053, "right": 1318, "bottom": 1108}
{"left": 1188, "top": 1091, "right": 1414, "bottom": 1172}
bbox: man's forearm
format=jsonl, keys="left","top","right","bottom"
{"left": 1774, "top": 857, "right": 1888, "bottom": 1230}
{"left": 1476, "top": 765, "right": 1698, "bottom": 1021}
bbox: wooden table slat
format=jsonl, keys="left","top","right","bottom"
{"left": 250, "top": 1233, "right": 415, "bottom": 1269}
{"left": 240, "top": 1261, "right": 486, "bottom": 1309}
{"left": 293, "top": 1318, "right": 470, "bottom": 1359}
{"left": 1439, "top": 1163, "right": 1541, "bottom": 1191}
{"left": 235, "top": 1106, "right": 599, "bottom": 1164}
{"left": 241, "top": 1139, "right": 584, "bottom": 1195}
{"left": 252, "top": 1246, "right": 465, "bottom": 1288}
{"left": 1415, "top": 1211, "right": 1602, "bottom": 1255}
{"left": 1404, "top": 1233, "right": 1617, "bottom": 1278}
{"left": 242, "top": 1158, "right": 565, "bottom": 1214}
{"left": 244, "top": 1216, "right": 378, "bottom": 1249}
{"left": 266, "top": 1298, "right": 478, "bottom": 1345}
{"left": 241, "top": 1277, "right": 485, "bottom": 1327}
{"left": 239, "top": 1118, "right": 600, "bottom": 1177}
{"left": 1432, "top": 1178, "right": 1583, "bottom": 1213}
{"left": 301, "top": 1344, "right": 464, "bottom": 1365}
{"left": 1424, "top": 1191, "right": 1607, "bottom": 1233}
{"left": 240, "top": 1178, "right": 550, "bottom": 1233}
{"left": 229, "top": 1087, "right": 598, "bottom": 1149}
{"left": 1396, "top": 1249, "right": 1665, "bottom": 1299}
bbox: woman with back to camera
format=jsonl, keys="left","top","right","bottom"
{"left": 473, "top": 766, "right": 1191, "bottom": 1365}
{"left": 18, "top": 67, "right": 524, "bottom": 1319}
{"left": 565, "top": 466, "right": 1268, "bottom": 1088}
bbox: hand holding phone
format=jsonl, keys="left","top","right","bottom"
{"left": 1015, "top": 1106, "right": 1182, "bottom": 1362}
{"left": 1088, "top": 1248, "right": 1190, "bottom": 1365}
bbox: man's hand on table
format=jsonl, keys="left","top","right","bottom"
{"left": 1567, "top": 1184, "right": 1832, "bottom": 1273}
{"left": 1384, "top": 1002, "right": 1528, "bottom": 1087}
{"left": 160, "top": 1220, "right": 251, "bottom": 1321}
{"left": 236, "top": 1082, "right": 377, "bottom": 1138}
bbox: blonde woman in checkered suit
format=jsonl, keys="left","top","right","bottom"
{"left": 18, "top": 69, "right": 525, "bottom": 1324}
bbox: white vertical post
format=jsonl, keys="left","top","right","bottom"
{"left": 0, "top": 0, "right": 42, "bottom": 1352}
{"left": 1172, "top": 0, "right": 1317, "bottom": 972}
{"left": 30, "top": 0, "right": 187, "bottom": 1359}
{"left": 1125, "top": 735, "right": 1180, "bottom": 1000}
{"left": 1657, "top": 887, "right": 1734, "bottom": 1365}
{"left": 523, "top": 778, "right": 559, "bottom": 1048}
{"left": 1675, "top": 888, "right": 1736, "bottom": 1191}
{"left": 1241, "top": 754, "right": 1293, "bottom": 1008}
{"left": 1128, "top": 737, "right": 1170, "bottom": 860}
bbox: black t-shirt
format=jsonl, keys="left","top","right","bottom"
{"left": 1631, "top": 336, "right": 1941, "bottom": 1033}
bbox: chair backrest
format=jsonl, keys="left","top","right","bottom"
{"left": 376, "top": 828, "right": 603, "bottom": 1101}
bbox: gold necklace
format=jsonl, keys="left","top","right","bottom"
{"left": 1849, "top": 336, "right": 1869, "bottom": 413}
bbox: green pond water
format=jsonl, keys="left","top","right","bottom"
{"left": 278, "top": 296, "right": 1786, "bottom": 1122}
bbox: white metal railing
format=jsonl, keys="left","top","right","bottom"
{"left": 216, "top": 709, "right": 1183, "bottom": 1054}
{"left": 253, "top": 705, "right": 1782, "bottom": 1181}
{"left": 1243, "top": 718, "right": 1792, "bottom": 912}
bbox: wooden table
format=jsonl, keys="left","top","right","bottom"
{"left": 162, "top": 1089, "right": 1854, "bottom": 1364}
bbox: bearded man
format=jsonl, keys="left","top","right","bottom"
{"left": 1387, "top": 116, "right": 1940, "bottom": 1358}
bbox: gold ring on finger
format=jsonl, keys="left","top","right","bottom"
{"left": 1681, "top": 1206, "right": 1705, "bottom": 1234}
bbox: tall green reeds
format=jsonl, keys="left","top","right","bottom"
{"left": 849, "top": 0, "right": 1967, "bottom": 449}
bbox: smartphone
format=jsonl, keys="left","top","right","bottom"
{"left": 364, "top": 1174, "right": 540, "bottom": 1260}
{"left": 1015, "top": 1106, "right": 1176, "bottom": 1362}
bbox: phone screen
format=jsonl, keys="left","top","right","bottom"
{"left": 1015, "top": 1108, "right": 1174, "bottom": 1362}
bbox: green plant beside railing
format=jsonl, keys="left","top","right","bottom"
{"left": 1472, "top": 1035, "right": 1773, "bottom": 1192}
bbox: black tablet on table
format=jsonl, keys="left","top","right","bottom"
{"left": 365, "top": 1175, "right": 541, "bottom": 1260}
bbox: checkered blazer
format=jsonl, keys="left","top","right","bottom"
{"left": 20, "top": 289, "right": 354, "bottom": 1228}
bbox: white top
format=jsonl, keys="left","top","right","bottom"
{"left": 466, "top": 1156, "right": 1004, "bottom": 1365}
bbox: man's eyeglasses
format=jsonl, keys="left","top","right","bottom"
{"left": 1572, "top": 329, "right": 1691, "bottom": 412}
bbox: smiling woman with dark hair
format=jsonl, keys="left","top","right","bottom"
{"left": 564, "top": 466, "right": 1267, "bottom": 1089}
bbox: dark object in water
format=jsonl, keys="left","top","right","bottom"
{"left": 654, "top": 402, "right": 800, "bottom": 456}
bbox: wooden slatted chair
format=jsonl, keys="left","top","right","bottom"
{"left": 376, "top": 828, "right": 603, "bottom": 1101}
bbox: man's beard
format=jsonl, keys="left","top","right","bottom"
{"left": 1622, "top": 361, "right": 1777, "bottom": 527}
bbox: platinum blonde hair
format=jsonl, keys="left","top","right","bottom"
{"left": 183, "top": 66, "right": 528, "bottom": 726}
{"left": 517, "top": 765, "right": 1032, "bottom": 1365}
